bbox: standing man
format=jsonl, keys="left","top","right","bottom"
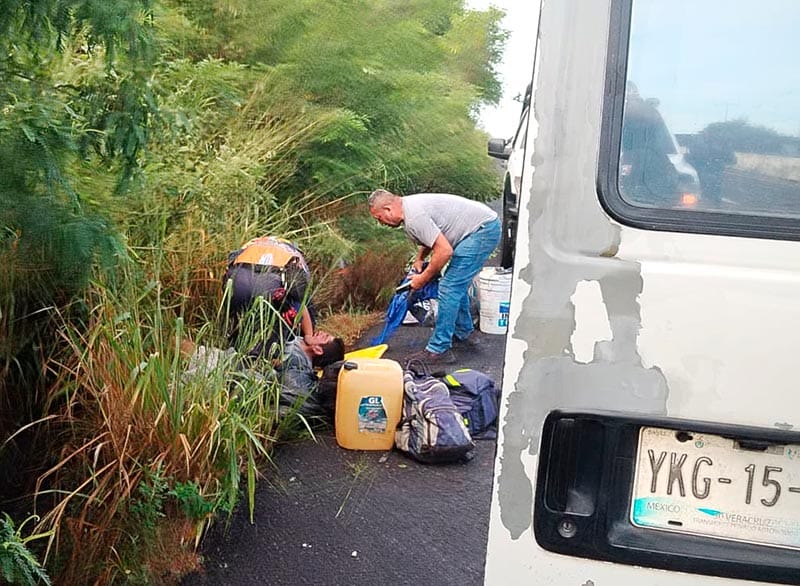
{"left": 368, "top": 189, "right": 501, "bottom": 364}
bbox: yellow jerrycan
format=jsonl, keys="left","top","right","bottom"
{"left": 343, "top": 344, "right": 388, "bottom": 360}
{"left": 335, "top": 357, "right": 404, "bottom": 450}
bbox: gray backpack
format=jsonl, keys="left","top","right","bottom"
{"left": 395, "top": 370, "right": 474, "bottom": 464}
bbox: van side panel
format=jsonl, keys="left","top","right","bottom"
{"left": 485, "top": 0, "right": 800, "bottom": 583}
{"left": 621, "top": 230, "right": 800, "bottom": 427}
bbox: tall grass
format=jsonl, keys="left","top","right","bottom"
{"left": 30, "top": 259, "right": 299, "bottom": 583}
{"left": 24, "top": 180, "right": 374, "bottom": 582}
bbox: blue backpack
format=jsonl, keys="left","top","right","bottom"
{"left": 440, "top": 369, "right": 501, "bottom": 439}
{"left": 395, "top": 370, "right": 475, "bottom": 464}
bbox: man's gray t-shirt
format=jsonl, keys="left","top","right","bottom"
{"left": 402, "top": 193, "right": 497, "bottom": 248}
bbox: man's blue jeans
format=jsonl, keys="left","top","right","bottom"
{"left": 426, "top": 218, "right": 502, "bottom": 354}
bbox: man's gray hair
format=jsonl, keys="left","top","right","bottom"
{"left": 368, "top": 188, "right": 395, "bottom": 209}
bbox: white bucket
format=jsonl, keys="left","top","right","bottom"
{"left": 478, "top": 267, "right": 512, "bottom": 335}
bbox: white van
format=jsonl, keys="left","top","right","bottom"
{"left": 487, "top": 1, "right": 800, "bottom": 585}
{"left": 488, "top": 83, "right": 531, "bottom": 269}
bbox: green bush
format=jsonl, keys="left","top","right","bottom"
{"left": 0, "top": 514, "right": 52, "bottom": 586}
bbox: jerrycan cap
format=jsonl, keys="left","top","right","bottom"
{"left": 343, "top": 361, "right": 359, "bottom": 370}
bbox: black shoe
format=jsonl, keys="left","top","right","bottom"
{"left": 453, "top": 335, "right": 480, "bottom": 349}
{"left": 405, "top": 348, "right": 456, "bottom": 365}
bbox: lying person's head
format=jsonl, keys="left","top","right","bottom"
{"left": 302, "top": 331, "right": 345, "bottom": 368}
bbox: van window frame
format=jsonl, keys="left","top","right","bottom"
{"left": 597, "top": 0, "right": 800, "bottom": 242}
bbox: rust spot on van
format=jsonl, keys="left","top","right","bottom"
{"left": 599, "top": 243, "right": 618, "bottom": 257}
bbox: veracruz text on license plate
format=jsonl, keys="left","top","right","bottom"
{"left": 631, "top": 426, "right": 800, "bottom": 550}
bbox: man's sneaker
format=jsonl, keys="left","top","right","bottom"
{"left": 405, "top": 348, "right": 456, "bottom": 365}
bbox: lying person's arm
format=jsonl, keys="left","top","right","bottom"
{"left": 300, "top": 307, "right": 314, "bottom": 342}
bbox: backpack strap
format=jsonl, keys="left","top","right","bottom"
{"left": 403, "top": 358, "right": 430, "bottom": 378}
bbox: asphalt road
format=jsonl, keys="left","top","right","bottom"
{"left": 183, "top": 275, "right": 508, "bottom": 585}
{"left": 718, "top": 168, "right": 799, "bottom": 214}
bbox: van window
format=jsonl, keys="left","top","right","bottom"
{"left": 610, "top": 0, "right": 800, "bottom": 230}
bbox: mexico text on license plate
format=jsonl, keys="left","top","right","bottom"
{"left": 631, "top": 426, "right": 800, "bottom": 550}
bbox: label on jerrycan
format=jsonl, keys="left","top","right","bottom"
{"left": 357, "top": 396, "right": 388, "bottom": 433}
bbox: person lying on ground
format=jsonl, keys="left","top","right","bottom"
{"left": 368, "top": 189, "right": 500, "bottom": 365}
{"left": 277, "top": 330, "right": 345, "bottom": 416}
{"left": 223, "top": 235, "right": 317, "bottom": 350}
{"left": 181, "top": 331, "right": 345, "bottom": 418}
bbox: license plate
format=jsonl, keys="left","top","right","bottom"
{"left": 631, "top": 426, "right": 800, "bottom": 550}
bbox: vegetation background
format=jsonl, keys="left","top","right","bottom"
{"left": 0, "top": 0, "right": 506, "bottom": 583}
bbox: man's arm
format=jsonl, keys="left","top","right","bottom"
{"left": 412, "top": 246, "right": 431, "bottom": 273}
{"left": 299, "top": 307, "right": 314, "bottom": 342}
{"left": 410, "top": 233, "right": 452, "bottom": 290}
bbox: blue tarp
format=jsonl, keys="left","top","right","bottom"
{"left": 370, "top": 271, "right": 438, "bottom": 345}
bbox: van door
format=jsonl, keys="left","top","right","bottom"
{"left": 487, "top": 0, "right": 800, "bottom": 584}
